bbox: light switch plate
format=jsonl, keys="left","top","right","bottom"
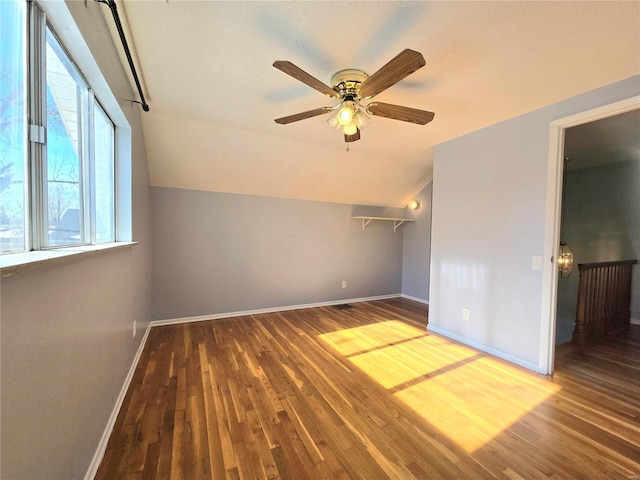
{"left": 532, "top": 256, "right": 543, "bottom": 270}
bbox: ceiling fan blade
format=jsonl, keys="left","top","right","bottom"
{"left": 345, "top": 128, "right": 361, "bottom": 143}
{"left": 367, "top": 102, "right": 434, "bottom": 125}
{"left": 274, "top": 106, "right": 333, "bottom": 124}
{"left": 358, "top": 49, "right": 426, "bottom": 99}
{"left": 273, "top": 61, "right": 338, "bottom": 98}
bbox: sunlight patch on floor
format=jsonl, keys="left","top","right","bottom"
{"left": 319, "top": 320, "right": 429, "bottom": 357}
{"left": 321, "top": 321, "right": 481, "bottom": 388}
{"left": 396, "top": 355, "right": 560, "bottom": 452}
{"left": 319, "top": 320, "right": 560, "bottom": 453}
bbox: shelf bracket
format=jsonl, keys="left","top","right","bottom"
{"left": 362, "top": 218, "right": 373, "bottom": 231}
{"left": 393, "top": 220, "right": 406, "bottom": 232}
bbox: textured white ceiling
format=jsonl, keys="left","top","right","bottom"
{"left": 116, "top": 0, "right": 640, "bottom": 207}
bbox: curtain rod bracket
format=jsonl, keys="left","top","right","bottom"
{"left": 131, "top": 100, "right": 150, "bottom": 112}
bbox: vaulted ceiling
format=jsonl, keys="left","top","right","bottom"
{"left": 107, "top": 1, "right": 639, "bottom": 207}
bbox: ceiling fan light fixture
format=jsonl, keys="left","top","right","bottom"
{"left": 337, "top": 101, "right": 357, "bottom": 125}
{"left": 354, "top": 109, "right": 371, "bottom": 129}
{"left": 343, "top": 122, "right": 358, "bottom": 136}
{"left": 327, "top": 111, "right": 340, "bottom": 129}
{"left": 273, "top": 50, "right": 433, "bottom": 144}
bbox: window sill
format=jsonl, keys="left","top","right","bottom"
{"left": 0, "top": 242, "right": 138, "bottom": 277}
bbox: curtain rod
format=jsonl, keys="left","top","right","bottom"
{"left": 95, "top": 0, "right": 149, "bottom": 112}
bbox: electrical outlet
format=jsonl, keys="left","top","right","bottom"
{"left": 342, "top": 280, "right": 347, "bottom": 289}
{"left": 462, "top": 308, "right": 470, "bottom": 321}
{"left": 133, "top": 320, "right": 137, "bottom": 337}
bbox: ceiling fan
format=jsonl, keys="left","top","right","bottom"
{"left": 273, "top": 49, "right": 434, "bottom": 143}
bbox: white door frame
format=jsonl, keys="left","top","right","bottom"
{"left": 539, "top": 95, "right": 640, "bottom": 375}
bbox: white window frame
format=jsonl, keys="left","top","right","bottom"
{"left": 0, "top": 0, "right": 133, "bottom": 271}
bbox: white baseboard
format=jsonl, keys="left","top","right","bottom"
{"left": 86, "top": 292, "right": 421, "bottom": 477}
{"left": 400, "top": 294, "right": 429, "bottom": 305}
{"left": 84, "top": 323, "right": 153, "bottom": 480}
{"left": 427, "top": 325, "right": 543, "bottom": 374}
{"left": 150, "top": 293, "right": 402, "bottom": 327}
{"left": 631, "top": 318, "right": 640, "bottom": 325}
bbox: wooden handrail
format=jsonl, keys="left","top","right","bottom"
{"left": 572, "top": 259, "right": 637, "bottom": 345}
{"left": 578, "top": 260, "right": 638, "bottom": 271}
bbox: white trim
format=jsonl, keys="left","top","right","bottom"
{"left": 39, "top": 0, "right": 133, "bottom": 244}
{"left": 539, "top": 95, "right": 640, "bottom": 375}
{"left": 0, "top": 242, "right": 137, "bottom": 276}
{"left": 150, "top": 294, "right": 402, "bottom": 327}
{"left": 400, "top": 294, "right": 429, "bottom": 305}
{"left": 84, "top": 322, "right": 152, "bottom": 480}
{"left": 81, "top": 292, "right": 429, "bottom": 477}
{"left": 428, "top": 325, "right": 543, "bottom": 374}
{"left": 631, "top": 318, "right": 640, "bottom": 326}
{"left": 539, "top": 115, "right": 565, "bottom": 374}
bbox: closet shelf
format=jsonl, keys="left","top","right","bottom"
{"left": 351, "top": 216, "right": 416, "bottom": 232}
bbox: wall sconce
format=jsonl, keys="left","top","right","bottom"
{"left": 558, "top": 242, "right": 574, "bottom": 278}
{"left": 408, "top": 200, "right": 421, "bottom": 210}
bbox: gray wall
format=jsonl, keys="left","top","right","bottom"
{"left": 150, "top": 187, "right": 403, "bottom": 320}
{"left": 401, "top": 181, "right": 433, "bottom": 302}
{"left": 430, "top": 76, "right": 640, "bottom": 371}
{"left": 0, "top": 2, "right": 150, "bottom": 479}
{"left": 556, "top": 159, "right": 640, "bottom": 344}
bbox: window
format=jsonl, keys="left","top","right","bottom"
{"left": 0, "top": 0, "right": 117, "bottom": 256}
{"left": 0, "top": 0, "right": 27, "bottom": 254}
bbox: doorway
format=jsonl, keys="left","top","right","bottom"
{"left": 539, "top": 95, "right": 640, "bottom": 375}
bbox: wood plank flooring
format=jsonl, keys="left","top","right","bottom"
{"left": 95, "top": 299, "right": 640, "bottom": 479}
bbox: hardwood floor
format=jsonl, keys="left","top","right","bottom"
{"left": 95, "top": 299, "right": 640, "bottom": 479}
